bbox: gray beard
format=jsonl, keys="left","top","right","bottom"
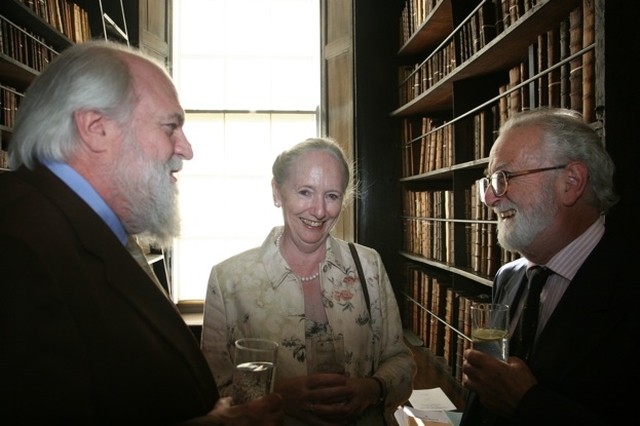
{"left": 132, "top": 169, "right": 181, "bottom": 249}
{"left": 497, "top": 190, "right": 557, "bottom": 253}
{"left": 113, "top": 142, "right": 182, "bottom": 249}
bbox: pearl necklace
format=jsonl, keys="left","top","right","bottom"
{"left": 299, "top": 271, "right": 320, "bottom": 282}
{"left": 276, "top": 233, "right": 320, "bottom": 282}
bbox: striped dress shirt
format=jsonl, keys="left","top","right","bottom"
{"left": 532, "top": 217, "right": 605, "bottom": 338}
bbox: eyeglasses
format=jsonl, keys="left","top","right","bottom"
{"left": 478, "top": 165, "right": 567, "bottom": 202}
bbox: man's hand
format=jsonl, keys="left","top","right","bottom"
{"left": 207, "top": 393, "right": 284, "bottom": 425}
{"left": 462, "top": 349, "right": 537, "bottom": 418}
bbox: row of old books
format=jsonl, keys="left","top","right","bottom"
{"left": 400, "top": 1, "right": 596, "bottom": 182}
{"left": 398, "top": 0, "right": 537, "bottom": 106}
{"left": 500, "top": 3, "right": 594, "bottom": 120}
{"left": 495, "top": 0, "right": 540, "bottom": 33}
{"left": 497, "top": 1, "right": 595, "bottom": 124}
{"left": 491, "top": 0, "right": 543, "bottom": 38}
{"left": 457, "top": 0, "right": 544, "bottom": 64}
{"left": 401, "top": 107, "right": 497, "bottom": 178}
{"left": 398, "top": 39, "right": 456, "bottom": 106}
{"left": 399, "top": 0, "right": 543, "bottom": 57}
{"left": 471, "top": 107, "right": 499, "bottom": 160}
{"left": 402, "top": 183, "right": 519, "bottom": 277}
{"left": 402, "top": 189, "right": 454, "bottom": 264}
{"left": 1, "top": 84, "right": 23, "bottom": 128}
{"left": 465, "top": 181, "right": 519, "bottom": 277}
{"left": 18, "top": 0, "right": 91, "bottom": 43}
{"left": 538, "top": 1, "right": 595, "bottom": 122}
{"left": 403, "top": 264, "right": 492, "bottom": 382}
{"left": 0, "top": 149, "right": 9, "bottom": 169}
{"left": 1, "top": 15, "right": 58, "bottom": 73}
{"left": 399, "top": 0, "right": 443, "bottom": 48}
{"left": 401, "top": 116, "right": 453, "bottom": 177}
{"left": 457, "top": 0, "right": 496, "bottom": 64}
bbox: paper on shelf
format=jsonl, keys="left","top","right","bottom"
{"left": 409, "top": 387, "right": 457, "bottom": 411}
{"left": 394, "top": 406, "right": 452, "bottom": 426}
{"left": 394, "top": 388, "right": 461, "bottom": 426}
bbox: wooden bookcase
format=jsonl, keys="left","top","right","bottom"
{"left": 319, "top": 1, "right": 636, "bottom": 389}
{"left": 321, "top": 0, "right": 637, "bottom": 392}
{"left": 391, "top": 0, "right": 636, "bottom": 386}
{"left": 74, "top": 0, "right": 173, "bottom": 69}
{"left": 0, "top": 0, "right": 75, "bottom": 171}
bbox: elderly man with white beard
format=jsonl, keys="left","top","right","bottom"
{"left": 0, "top": 40, "right": 282, "bottom": 425}
{"left": 460, "top": 108, "right": 638, "bottom": 426}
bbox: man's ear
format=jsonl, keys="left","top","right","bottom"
{"left": 74, "top": 109, "right": 111, "bottom": 153}
{"left": 561, "top": 161, "right": 589, "bottom": 206}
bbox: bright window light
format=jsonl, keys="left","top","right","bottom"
{"left": 171, "top": 0, "right": 320, "bottom": 302}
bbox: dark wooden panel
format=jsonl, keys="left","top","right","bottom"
{"left": 321, "top": 0, "right": 354, "bottom": 241}
{"left": 138, "top": 0, "right": 172, "bottom": 69}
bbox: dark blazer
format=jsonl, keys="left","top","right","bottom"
{"left": 461, "top": 229, "right": 639, "bottom": 426}
{"left": 0, "top": 165, "right": 219, "bottom": 424}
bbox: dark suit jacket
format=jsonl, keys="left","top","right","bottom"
{"left": 0, "top": 165, "right": 219, "bottom": 424}
{"left": 460, "top": 229, "right": 639, "bottom": 426}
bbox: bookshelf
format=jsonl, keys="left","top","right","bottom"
{"left": 0, "top": 0, "right": 172, "bottom": 164}
{"left": 323, "top": 0, "right": 636, "bottom": 395}
{"left": 391, "top": 0, "right": 632, "bottom": 387}
{"left": 0, "top": 0, "right": 170, "bottom": 162}
{"left": 74, "top": 0, "right": 173, "bottom": 68}
{"left": 0, "top": 0, "right": 79, "bottom": 172}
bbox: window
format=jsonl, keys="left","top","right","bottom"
{"left": 172, "top": 0, "right": 320, "bottom": 302}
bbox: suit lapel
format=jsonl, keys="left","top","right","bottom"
{"left": 530, "top": 234, "right": 622, "bottom": 378}
{"left": 19, "top": 166, "right": 214, "bottom": 392}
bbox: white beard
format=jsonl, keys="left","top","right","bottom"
{"left": 497, "top": 189, "right": 558, "bottom": 253}
{"left": 112, "top": 135, "right": 182, "bottom": 248}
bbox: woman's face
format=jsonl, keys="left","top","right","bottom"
{"left": 274, "top": 150, "right": 346, "bottom": 251}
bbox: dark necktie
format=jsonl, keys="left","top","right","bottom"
{"left": 513, "top": 266, "right": 553, "bottom": 362}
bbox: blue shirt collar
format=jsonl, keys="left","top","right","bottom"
{"left": 43, "top": 160, "right": 127, "bottom": 245}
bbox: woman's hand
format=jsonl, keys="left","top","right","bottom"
{"left": 273, "top": 375, "right": 381, "bottom": 425}
{"left": 273, "top": 374, "right": 354, "bottom": 425}
{"left": 327, "top": 377, "right": 380, "bottom": 423}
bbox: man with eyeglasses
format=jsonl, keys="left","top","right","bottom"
{"left": 459, "top": 108, "right": 638, "bottom": 426}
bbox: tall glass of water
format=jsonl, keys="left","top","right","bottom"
{"left": 470, "top": 303, "right": 510, "bottom": 361}
{"left": 232, "top": 338, "right": 278, "bottom": 405}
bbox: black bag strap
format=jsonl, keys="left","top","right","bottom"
{"left": 349, "top": 243, "right": 379, "bottom": 380}
{"left": 348, "top": 242, "right": 371, "bottom": 317}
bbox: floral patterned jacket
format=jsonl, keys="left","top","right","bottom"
{"left": 202, "top": 226, "right": 416, "bottom": 425}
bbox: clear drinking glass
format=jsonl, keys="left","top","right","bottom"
{"left": 470, "top": 303, "right": 510, "bottom": 361}
{"left": 309, "top": 333, "right": 345, "bottom": 375}
{"left": 232, "top": 338, "right": 279, "bottom": 405}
